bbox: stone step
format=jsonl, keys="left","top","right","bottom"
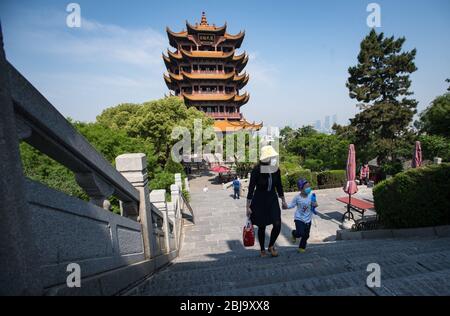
{"left": 170, "top": 238, "right": 450, "bottom": 274}
{"left": 143, "top": 250, "right": 450, "bottom": 296}
{"left": 152, "top": 249, "right": 413, "bottom": 287}
{"left": 191, "top": 261, "right": 433, "bottom": 296}
{"left": 212, "top": 259, "right": 450, "bottom": 296}
{"left": 372, "top": 269, "right": 450, "bottom": 296}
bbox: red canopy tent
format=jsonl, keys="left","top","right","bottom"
{"left": 210, "top": 165, "right": 230, "bottom": 174}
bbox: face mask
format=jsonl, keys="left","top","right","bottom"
{"left": 270, "top": 158, "right": 278, "bottom": 166}
{"left": 304, "top": 187, "right": 312, "bottom": 195}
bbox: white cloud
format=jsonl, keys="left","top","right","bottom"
{"left": 4, "top": 8, "right": 169, "bottom": 121}
{"left": 18, "top": 13, "right": 167, "bottom": 69}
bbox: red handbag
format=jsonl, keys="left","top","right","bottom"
{"left": 243, "top": 218, "right": 255, "bottom": 247}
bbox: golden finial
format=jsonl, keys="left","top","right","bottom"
{"left": 200, "top": 11, "right": 208, "bottom": 25}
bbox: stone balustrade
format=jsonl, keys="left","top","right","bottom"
{"left": 0, "top": 27, "right": 189, "bottom": 296}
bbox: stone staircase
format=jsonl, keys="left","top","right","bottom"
{"left": 128, "top": 187, "right": 450, "bottom": 296}
{"left": 133, "top": 236, "right": 450, "bottom": 296}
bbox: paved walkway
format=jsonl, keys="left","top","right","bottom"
{"left": 135, "top": 175, "right": 450, "bottom": 296}
{"left": 179, "top": 174, "right": 375, "bottom": 258}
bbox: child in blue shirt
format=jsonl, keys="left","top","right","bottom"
{"left": 232, "top": 176, "right": 241, "bottom": 199}
{"left": 285, "top": 178, "right": 318, "bottom": 253}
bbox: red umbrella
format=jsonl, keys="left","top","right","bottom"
{"left": 412, "top": 141, "right": 422, "bottom": 168}
{"left": 344, "top": 144, "right": 359, "bottom": 196}
{"left": 211, "top": 165, "right": 230, "bottom": 173}
{"left": 343, "top": 144, "right": 358, "bottom": 221}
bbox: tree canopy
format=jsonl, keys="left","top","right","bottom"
{"left": 345, "top": 29, "right": 418, "bottom": 163}
{"left": 96, "top": 97, "right": 213, "bottom": 167}
{"left": 419, "top": 93, "right": 450, "bottom": 138}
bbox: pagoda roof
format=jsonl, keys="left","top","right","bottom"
{"left": 182, "top": 49, "right": 236, "bottom": 59}
{"left": 165, "top": 49, "right": 236, "bottom": 60}
{"left": 182, "top": 92, "right": 250, "bottom": 104}
{"left": 164, "top": 49, "right": 248, "bottom": 68}
{"left": 236, "top": 54, "right": 249, "bottom": 72}
{"left": 165, "top": 70, "right": 249, "bottom": 83}
{"left": 186, "top": 12, "right": 227, "bottom": 35}
{"left": 214, "top": 118, "right": 263, "bottom": 132}
{"left": 163, "top": 74, "right": 175, "bottom": 89}
{"left": 166, "top": 12, "right": 245, "bottom": 48}
{"left": 233, "top": 52, "right": 247, "bottom": 62}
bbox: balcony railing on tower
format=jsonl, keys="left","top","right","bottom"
{"left": 206, "top": 112, "right": 242, "bottom": 119}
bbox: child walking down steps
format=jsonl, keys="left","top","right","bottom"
{"left": 284, "top": 178, "right": 318, "bottom": 253}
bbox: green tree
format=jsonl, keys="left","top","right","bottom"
{"left": 346, "top": 29, "right": 418, "bottom": 164}
{"left": 280, "top": 126, "right": 296, "bottom": 146}
{"left": 96, "top": 97, "right": 213, "bottom": 167}
{"left": 20, "top": 142, "right": 86, "bottom": 199}
{"left": 286, "top": 133, "right": 350, "bottom": 170}
{"left": 20, "top": 121, "right": 160, "bottom": 213}
{"left": 418, "top": 93, "right": 450, "bottom": 138}
{"left": 295, "top": 125, "right": 318, "bottom": 138}
{"left": 96, "top": 103, "right": 140, "bottom": 130}
{"left": 418, "top": 134, "right": 450, "bottom": 162}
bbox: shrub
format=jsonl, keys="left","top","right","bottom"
{"left": 182, "top": 188, "right": 191, "bottom": 202}
{"left": 418, "top": 134, "right": 450, "bottom": 162}
{"left": 317, "top": 170, "right": 346, "bottom": 189}
{"left": 303, "top": 159, "right": 324, "bottom": 172}
{"left": 281, "top": 175, "right": 290, "bottom": 192}
{"left": 373, "top": 163, "right": 450, "bottom": 228}
{"left": 279, "top": 161, "right": 302, "bottom": 175}
{"left": 284, "top": 169, "right": 318, "bottom": 192}
{"left": 381, "top": 160, "right": 403, "bottom": 176}
{"left": 149, "top": 171, "right": 174, "bottom": 193}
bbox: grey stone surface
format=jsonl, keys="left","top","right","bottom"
{"left": 25, "top": 179, "right": 146, "bottom": 289}
{"left": 392, "top": 227, "right": 435, "bottom": 238}
{"left": 361, "top": 229, "right": 394, "bottom": 239}
{"left": 134, "top": 174, "right": 450, "bottom": 296}
{"left": 336, "top": 230, "right": 362, "bottom": 240}
{"left": 434, "top": 225, "right": 450, "bottom": 237}
{"left": 0, "top": 31, "right": 42, "bottom": 294}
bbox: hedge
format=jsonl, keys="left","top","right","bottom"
{"left": 373, "top": 163, "right": 450, "bottom": 229}
{"left": 282, "top": 169, "right": 318, "bottom": 192}
{"left": 317, "top": 170, "right": 346, "bottom": 189}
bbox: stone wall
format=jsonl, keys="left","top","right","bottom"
{"left": 0, "top": 27, "right": 187, "bottom": 295}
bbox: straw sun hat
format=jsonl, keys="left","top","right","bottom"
{"left": 260, "top": 145, "right": 279, "bottom": 162}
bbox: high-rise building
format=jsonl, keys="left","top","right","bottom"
{"left": 314, "top": 120, "right": 322, "bottom": 131}
{"left": 332, "top": 114, "right": 338, "bottom": 127}
{"left": 324, "top": 115, "right": 330, "bottom": 131}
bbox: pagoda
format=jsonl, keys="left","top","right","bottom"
{"left": 163, "top": 12, "right": 262, "bottom": 132}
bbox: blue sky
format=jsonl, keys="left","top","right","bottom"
{"left": 1, "top": 0, "right": 449, "bottom": 128}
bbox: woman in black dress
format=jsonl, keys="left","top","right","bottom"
{"left": 246, "top": 146, "right": 287, "bottom": 257}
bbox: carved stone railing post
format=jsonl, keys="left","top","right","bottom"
{"left": 75, "top": 172, "right": 114, "bottom": 209}
{"left": 174, "top": 173, "right": 182, "bottom": 191}
{"left": 170, "top": 184, "right": 182, "bottom": 250}
{"left": 169, "top": 184, "right": 180, "bottom": 222}
{"left": 166, "top": 201, "right": 177, "bottom": 251}
{"left": 184, "top": 177, "right": 190, "bottom": 193}
{"left": 149, "top": 190, "right": 170, "bottom": 254}
{"left": 116, "top": 153, "right": 155, "bottom": 259}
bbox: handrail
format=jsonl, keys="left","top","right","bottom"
{"left": 150, "top": 203, "right": 164, "bottom": 228}
{"left": 7, "top": 62, "right": 139, "bottom": 203}
{"left": 181, "top": 193, "right": 195, "bottom": 224}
